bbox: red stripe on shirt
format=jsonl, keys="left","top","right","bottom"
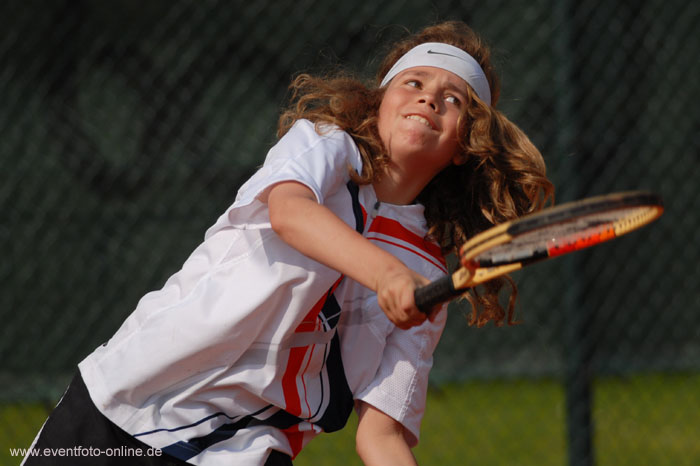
{"left": 282, "top": 276, "right": 344, "bottom": 417}
{"left": 282, "top": 347, "right": 307, "bottom": 417}
{"left": 369, "top": 237, "right": 447, "bottom": 274}
{"left": 368, "top": 215, "right": 446, "bottom": 269}
{"left": 282, "top": 424, "right": 304, "bottom": 459}
{"left": 300, "top": 343, "right": 318, "bottom": 420}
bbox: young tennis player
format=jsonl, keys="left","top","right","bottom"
{"left": 24, "top": 21, "right": 552, "bottom": 466}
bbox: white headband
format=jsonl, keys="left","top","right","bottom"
{"left": 380, "top": 42, "right": 491, "bottom": 105}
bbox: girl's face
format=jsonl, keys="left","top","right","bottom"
{"left": 377, "top": 66, "right": 468, "bottom": 180}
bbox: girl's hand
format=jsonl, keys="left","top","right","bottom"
{"left": 375, "top": 267, "right": 432, "bottom": 330}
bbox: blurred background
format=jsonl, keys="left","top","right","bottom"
{"left": 1, "top": 0, "right": 698, "bottom": 465}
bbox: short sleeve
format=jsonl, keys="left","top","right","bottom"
{"left": 206, "top": 119, "right": 363, "bottom": 236}
{"left": 355, "top": 307, "right": 447, "bottom": 446}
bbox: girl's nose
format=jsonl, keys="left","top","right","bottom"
{"left": 419, "top": 93, "right": 438, "bottom": 111}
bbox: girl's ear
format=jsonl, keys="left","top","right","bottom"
{"left": 452, "top": 152, "right": 468, "bottom": 166}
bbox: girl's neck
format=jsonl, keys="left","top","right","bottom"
{"left": 372, "top": 168, "right": 428, "bottom": 205}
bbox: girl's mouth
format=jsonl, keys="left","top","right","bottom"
{"left": 405, "top": 114, "right": 435, "bottom": 129}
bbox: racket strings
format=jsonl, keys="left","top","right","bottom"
{"left": 471, "top": 206, "right": 657, "bottom": 266}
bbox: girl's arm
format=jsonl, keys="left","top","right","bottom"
{"left": 266, "top": 180, "right": 432, "bottom": 329}
{"left": 355, "top": 401, "right": 417, "bottom": 466}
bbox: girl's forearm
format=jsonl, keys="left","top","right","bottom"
{"left": 355, "top": 401, "right": 418, "bottom": 466}
{"left": 268, "top": 181, "right": 408, "bottom": 292}
{"left": 267, "top": 181, "right": 430, "bottom": 328}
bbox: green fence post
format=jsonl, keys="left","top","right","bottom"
{"left": 553, "top": 2, "right": 594, "bottom": 465}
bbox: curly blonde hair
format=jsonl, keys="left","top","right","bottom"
{"left": 278, "top": 21, "right": 554, "bottom": 327}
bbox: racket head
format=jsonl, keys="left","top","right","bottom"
{"left": 460, "top": 191, "right": 664, "bottom": 275}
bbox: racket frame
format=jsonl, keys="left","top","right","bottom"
{"left": 416, "top": 191, "right": 664, "bottom": 312}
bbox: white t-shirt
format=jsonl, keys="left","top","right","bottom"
{"left": 78, "top": 119, "right": 448, "bottom": 465}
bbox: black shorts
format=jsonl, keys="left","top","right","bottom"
{"left": 23, "top": 371, "right": 293, "bottom": 465}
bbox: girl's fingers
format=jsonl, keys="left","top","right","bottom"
{"left": 376, "top": 268, "right": 434, "bottom": 329}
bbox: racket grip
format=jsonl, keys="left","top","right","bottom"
{"left": 414, "top": 275, "right": 460, "bottom": 313}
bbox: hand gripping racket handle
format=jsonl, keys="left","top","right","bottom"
{"left": 414, "top": 275, "right": 462, "bottom": 313}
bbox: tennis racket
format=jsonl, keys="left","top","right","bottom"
{"left": 414, "top": 191, "right": 664, "bottom": 313}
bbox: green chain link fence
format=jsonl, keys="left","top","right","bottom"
{"left": 1, "top": 0, "right": 698, "bottom": 464}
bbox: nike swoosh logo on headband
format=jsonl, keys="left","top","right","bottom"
{"left": 426, "top": 50, "right": 462, "bottom": 58}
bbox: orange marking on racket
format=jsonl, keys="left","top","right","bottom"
{"left": 547, "top": 224, "right": 616, "bottom": 257}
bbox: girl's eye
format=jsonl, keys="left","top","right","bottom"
{"left": 405, "top": 80, "right": 420, "bottom": 88}
{"left": 445, "top": 95, "right": 461, "bottom": 106}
